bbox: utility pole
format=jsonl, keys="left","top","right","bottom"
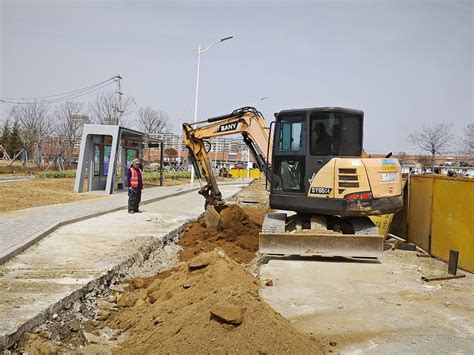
{"left": 191, "top": 36, "right": 233, "bottom": 186}
{"left": 178, "top": 113, "right": 182, "bottom": 166}
{"left": 115, "top": 75, "right": 123, "bottom": 126}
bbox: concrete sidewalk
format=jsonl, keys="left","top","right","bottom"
{"left": 0, "top": 182, "right": 250, "bottom": 350}
{"left": 0, "top": 178, "right": 252, "bottom": 265}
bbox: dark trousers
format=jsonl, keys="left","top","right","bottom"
{"left": 128, "top": 188, "right": 142, "bottom": 212}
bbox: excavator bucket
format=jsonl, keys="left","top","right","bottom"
{"left": 204, "top": 205, "right": 228, "bottom": 228}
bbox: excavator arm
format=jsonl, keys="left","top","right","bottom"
{"left": 182, "top": 107, "right": 272, "bottom": 214}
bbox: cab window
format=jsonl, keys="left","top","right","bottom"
{"left": 278, "top": 121, "right": 302, "bottom": 152}
{"left": 310, "top": 112, "right": 362, "bottom": 156}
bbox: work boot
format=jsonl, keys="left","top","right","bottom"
{"left": 134, "top": 210, "right": 142, "bottom": 213}
{"left": 128, "top": 210, "right": 135, "bottom": 214}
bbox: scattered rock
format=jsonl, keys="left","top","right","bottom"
{"left": 210, "top": 304, "right": 244, "bottom": 325}
{"left": 265, "top": 279, "right": 273, "bottom": 286}
{"left": 97, "top": 326, "right": 116, "bottom": 339}
{"left": 148, "top": 291, "right": 160, "bottom": 304}
{"left": 117, "top": 294, "right": 138, "bottom": 308}
{"left": 82, "top": 331, "right": 105, "bottom": 345}
{"left": 222, "top": 323, "right": 235, "bottom": 331}
{"left": 146, "top": 279, "right": 162, "bottom": 294}
{"left": 96, "top": 309, "right": 110, "bottom": 321}
{"left": 188, "top": 255, "right": 211, "bottom": 270}
{"left": 97, "top": 299, "right": 116, "bottom": 311}
{"left": 329, "top": 341, "right": 337, "bottom": 347}
{"left": 69, "top": 321, "right": 81, "bottom": 332}
{"left": 183, "top": 283, "right": 192, "bottom": 289}
{"left": 110, "top": 283, "right": 129, "bottom": 293}
{"left": 132, "top": 277, "right": 145, "bottom": 289}
{"left": 107, "top": 294, "right": 116, "bottom": 303}
{"left": 135, "top": 298, "right": 147, "bottom": 307}
{"left": 52, "top": 313, "right": 58, "bottom": 320}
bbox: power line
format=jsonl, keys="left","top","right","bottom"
{"left": 0, "top": 76, "right": 119, "bottom": 104}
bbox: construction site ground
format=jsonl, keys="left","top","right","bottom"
{"left": 0, "top": 181, "right": 250, "bottom": 350}
{"left": 1, "top": 180, "right": 472, "bottom": 353}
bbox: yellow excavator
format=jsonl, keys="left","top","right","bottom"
{"left": 183, "top": 106, "right": 403, "bottom": 257}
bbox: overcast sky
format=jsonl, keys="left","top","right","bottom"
{"left": 1, "top": 0, "right": 472, "bottom": 153}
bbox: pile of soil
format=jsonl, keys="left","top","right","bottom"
{"left": 178, "top": 205, "right": 260, "bottom": 264}
{"left": 109, "top": 250, "right": 321, "bottom": 354}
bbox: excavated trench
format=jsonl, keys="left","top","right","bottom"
{"left": 12, "top": 181, "right": 325, "bottom": 354}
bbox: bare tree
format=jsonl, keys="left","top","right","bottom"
{"left": 89, "top": 90, "right": 133, "bottom": 126}
{"left": 397, "top": 152, "right": 408, "bottom": 166}
{"left": 137, "top": 106, "right": 169, "bottom": 134}
{"left": 53, "top": 101, "right": 88, "bottom": 162}
{"left": 416, "top": 155, "right": 431, "bottom": 171}
{"left": 409, "top": 123, "right": 453, "bottom": 172}
{"left": 10, "top": 101, "right": 51, "bottom": 161}
{"left": 462, "top": 123, "right": 474, "bottom": 156}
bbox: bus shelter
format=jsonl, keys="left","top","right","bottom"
{"left": 74, "top": 124, "right": 163, "bottom": 194}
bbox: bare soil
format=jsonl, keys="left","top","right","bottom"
{"left": 0, "top": 177, "right": 191, "bottom": 213}
{"left": 177, "top": 205, "right": 261, "bottom": 264}
{"left": 0, "top": 178, "right": 100, "bottom": 213}
{"left": 114, "top": 251, "right": 321, "bottom": 354}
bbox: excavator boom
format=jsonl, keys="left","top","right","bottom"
{"left": 183, "top": 107, "right": 272, "bottom": 215}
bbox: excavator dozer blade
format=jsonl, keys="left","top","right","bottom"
{"left": 259, "top": 232, "right": 384, "bottom": 258}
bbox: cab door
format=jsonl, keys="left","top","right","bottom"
{"left": 271, "top": 112, "right": 306, "bottom": 195}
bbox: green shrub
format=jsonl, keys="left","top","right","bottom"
{"left": 142, "top": 171, "right": 191, "bottom": 181}
{"left": 37, "top": 170, "right": 77, "bottom": 179}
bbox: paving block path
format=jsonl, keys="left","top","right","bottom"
{"left": 0, "top": 179, "right": 252, "bottom": 264}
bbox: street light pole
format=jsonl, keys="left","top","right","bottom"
{"left": 190, "top": 36, "right": 233, "bottom": 186}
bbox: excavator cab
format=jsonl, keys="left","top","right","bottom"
{"left": 269, "top": 107, "right": 402, "bottom": 217}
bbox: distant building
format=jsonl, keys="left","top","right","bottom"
{"left": 150, "top": 133, "right": 247, "bottom": 153}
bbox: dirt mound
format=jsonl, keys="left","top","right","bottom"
{"left": 178, "top": 205, "right": 260, "bottom": 264}
{"left": 109, "top": 250, "right": 321, "bottom": 354}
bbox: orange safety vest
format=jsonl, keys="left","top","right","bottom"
{"left": 130, "top": 167, "right": 142, "bottom": 188}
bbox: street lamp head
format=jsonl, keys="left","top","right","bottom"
{"left": 220, "top": 36, "right": 234, "bottom": 42}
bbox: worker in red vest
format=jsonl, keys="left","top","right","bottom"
{"left": 127, "top": 158, "right": 143, "bottom": 214}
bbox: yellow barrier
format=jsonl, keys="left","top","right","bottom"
{"left": 407, "top": 176, "right": 434, "bottom": 252}
{"left": 430, "top": 177, "right": 474, "bottom": 272}
{"left": 229, "top": 168, "right": 262, "bottom": 179}
{"left": 407, "top": 175, "right": 473, "bottom": 272}
{"left": 370, "top": 214, "right": 394, "bottom": 237}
